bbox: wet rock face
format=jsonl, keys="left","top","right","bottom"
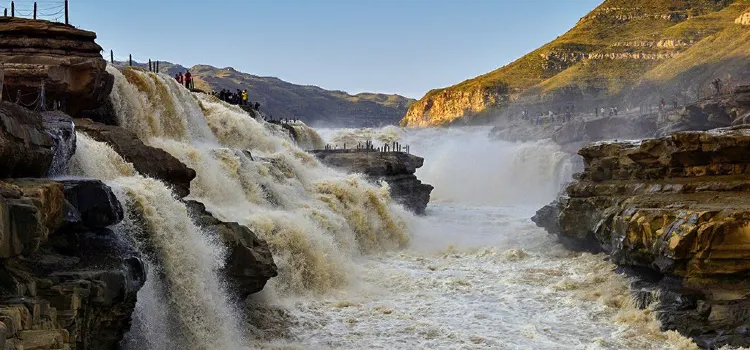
{"left": 0, "top": 18, "right": 114, "bottom": 116}
{"left": 533, "top": 127, "right": 750, "bottom": 348}
{"left": 185, "top": 200, "right": 277, "bottom": 298}
{"left": 0, "top": 102, "right": 55, "bottom": 177}
{"left": 57, "top": 179, "right": 123, "bottom": 230}
{"left": 310, "top": 150, "right": 434, "bottom": 214}
{"left": 42, "top": 111, "right": 77, "bottom": 177}
{"left": 74, "top": 118, "right": 196, "bottom": 198}
{"left": 0, "top": 179, "right": 145, "bottom": 349}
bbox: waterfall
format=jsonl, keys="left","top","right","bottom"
{"left": 319, "top": 126, "right": 574, "bottom": 206}
{"left": 69, "top": 132, "right": 246, "bottom": 350}
{"left": 105, "top": 65, "right": 411, "bottom": 296}
{"left": 288, "top": 121, "right": 326, "bottom": 150}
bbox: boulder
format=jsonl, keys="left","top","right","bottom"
{"left": 0, "top": 18, "right": 113, "bottom": 115}
{"left": 74, "top": 118, "right": 196, "bottom": 198}
{"left": 533, "top": 126, "right": 750, "bottom": 348}
{"left": 185, "top": 200, "right": 277, "bottom": 297}
{"left": 0, "top": 102, "right": 54, "bottom": 177}
{"left": 57, "top": 179, "right": 123, "bottom": 230}
{"left": 310, "top": 150, "right": 434, "bottom": 214}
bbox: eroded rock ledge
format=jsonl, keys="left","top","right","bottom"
{"left": 310, "top": 150, "right": 433, "bottom": 214}
{"left": 74, "top": 118, "right": 196, "bottom": 198}
{"left": 0, "top": 18, "right": 113, "bottom": 116}
{"left": 533, "top": 127, "right": 750, "bottom": 348}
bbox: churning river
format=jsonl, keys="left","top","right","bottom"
{"left": 250, "top": 127, "right": 698, "bottom": 350}
{"left": 67, "top": 67, "right": 697, "bottom": 349}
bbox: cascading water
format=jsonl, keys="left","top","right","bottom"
{"left": 288, "top": 121, "right": 326, "bottom": 150}
{"left": 105, "top": 66, "right": 411, "bottom": 299}
{"left": 43, "top": 111, "right": 77, "bottom": 177}
{"left": 68, "top": 133, "right": 246, "bottom": 350}
{"left": 319, "top": 126, "right": 573, "bottom": 206}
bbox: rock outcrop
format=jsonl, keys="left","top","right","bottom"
{"left": 0, "top": 102, "right": 54, "bottom": 178}
{"left": 185, "top": 200, "right": 277, "bottom": 297}
{"left": 532, "top": 127, "right": 750, "bottom": 348}
{"left": 74, "top": 118, "right": 196, "bottom": 198}
{"left": 311, "top": 150, "right": 433, "bottom": 214}
{"left": 0, "top": 178, "right": 145, "bottom": 349}
{"left": 0, "top": 18, "right": 113, "bottom": 116}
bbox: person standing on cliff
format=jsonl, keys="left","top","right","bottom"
{"left": 184, "top": 71, "right": 193, "bottom": 90}
{"left": 177, "top": 72, "right": 184, "bottom": 85}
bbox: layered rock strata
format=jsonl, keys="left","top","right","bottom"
{"left": 532, "top": 127, "right": 750, "bottom": 348}
{"left": 0, "top": 178, "right": 145, "bottom": 350}
{"left": 185, "top": 201, "right": 277, "bottom": 297}
{"left": 74, "top": 118, "right": 196, "bottom": 198}
{"left": 0, "top": 18, "right": 113, "bottom": 116}
{"left": 311, "top": 150, "right": 433, "bottom": 214}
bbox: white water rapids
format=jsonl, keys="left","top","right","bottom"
{"left": 66, "top": 66, "right": 698, "bottom": 349}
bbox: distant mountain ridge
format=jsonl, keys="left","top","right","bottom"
{"left": 402, "top": 0, "right": 750, "bottom": 127}
{"left": 150, "top": 62, "right": 414, "bottom": 127}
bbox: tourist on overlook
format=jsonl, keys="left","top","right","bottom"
{"left": 185, "top": 71, "right": 193, "bottom": 90}
{"left": 177, "top": 72, "right": 184, "bottom": 85}
{"left": 242, "top": 90, "right": 248, "bottom": 106}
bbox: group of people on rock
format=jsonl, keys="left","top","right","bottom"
{"left": 174, "top": 71, "right": 194, "bottom": 90}
{"left": 519, "top": 104, "right": 577, "bottom": 125}
{"left": 214, "top": 89, "right": 260, "bottom": 110}
{"left": 597, "top": 106, "right": 619, "bottom": 117}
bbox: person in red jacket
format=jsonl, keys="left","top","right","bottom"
{"left": 177, "top": 72, "right": 184, "bottom": 85}
{"left": 185, "top": 71, "right": 192, "bottom": 90}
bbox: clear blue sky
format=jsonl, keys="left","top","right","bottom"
{"left": 59, "top": 0, "right": 599, "bottom": 98}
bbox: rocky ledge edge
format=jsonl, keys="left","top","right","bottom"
{"left": 310, "top": 150, "right": 434, "bottom": 215}
{"left": 532, "top": 126, "right": 750, "bottom": 349}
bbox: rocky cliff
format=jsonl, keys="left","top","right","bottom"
{"left": 403, "top": 0, "right": 750, "bottom": 127}
{"left": 532, "top": 127, "right": 750, "bottom": 348}
{"left": 0, "top": 177, "right": 145, "bottom": 350}
{"left": 311, "top": 150, "right": 433, "bottom": 214}
{"left": 0, "top": 18, "right": 113, "bottom": 116}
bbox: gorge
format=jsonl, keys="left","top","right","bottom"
{"left": 3, "top": 1, "right": 750, "bottom": 348}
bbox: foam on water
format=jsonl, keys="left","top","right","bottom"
{"left": 291, "top": 126, "right": 701, "bottom": 350}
